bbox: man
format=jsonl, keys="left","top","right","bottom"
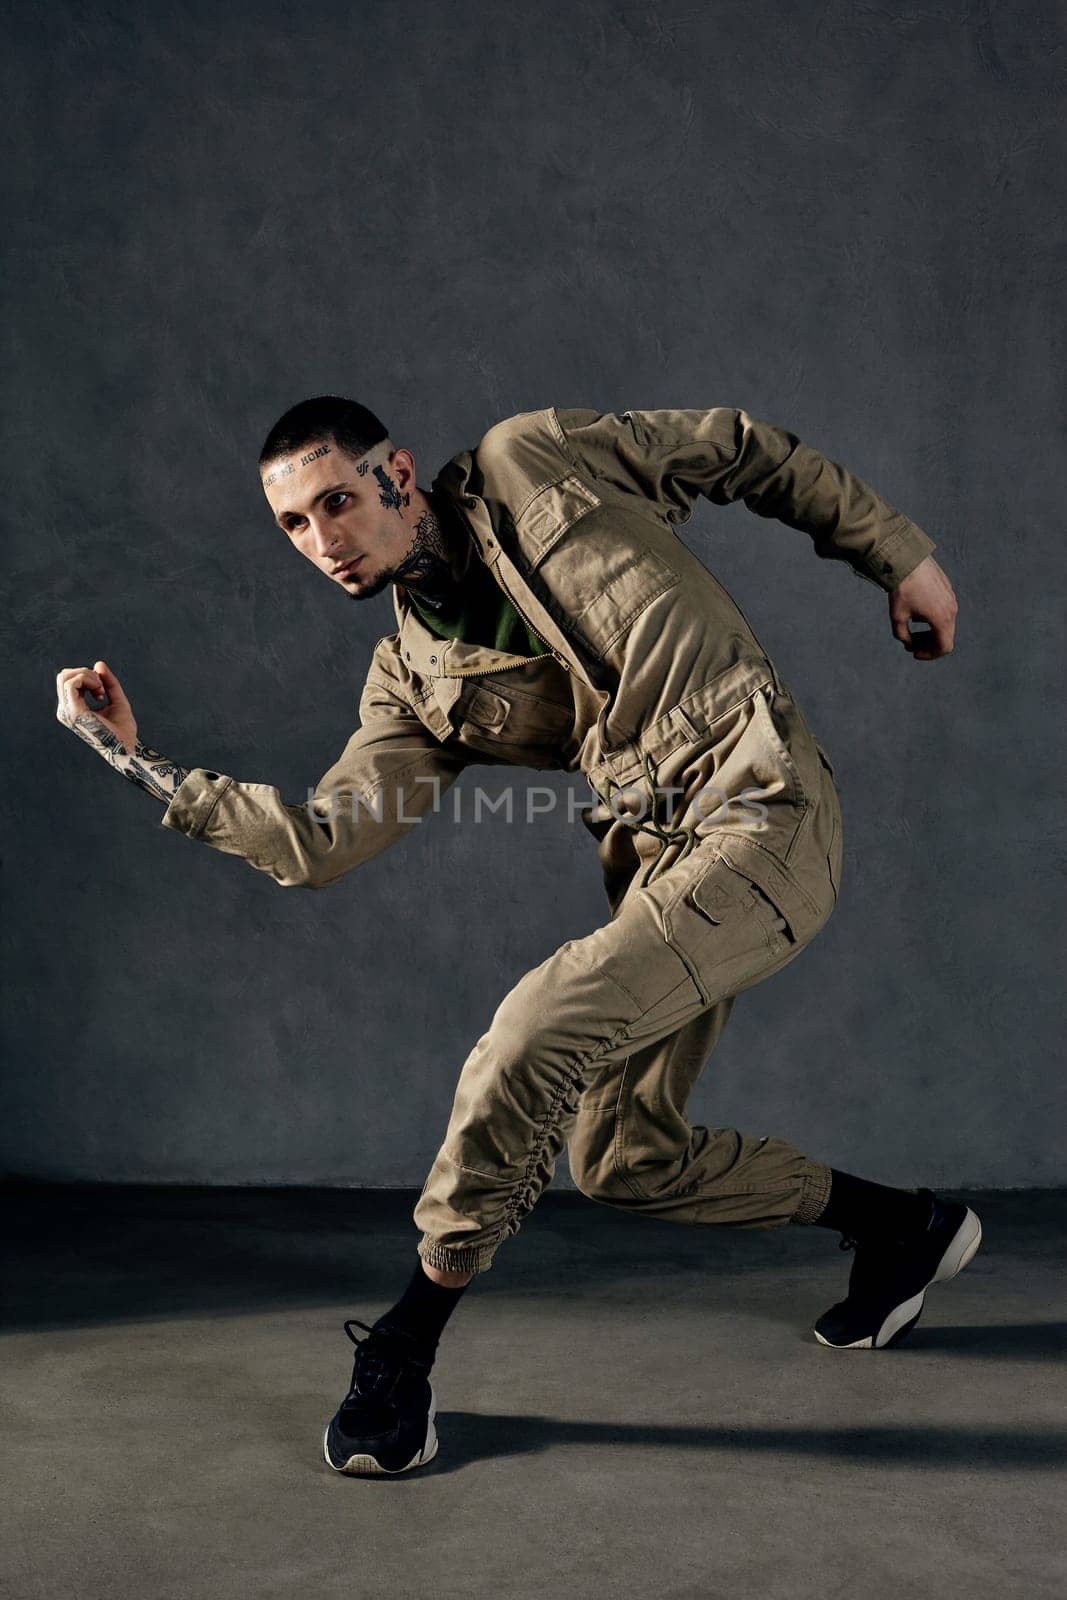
{"left": 55, "top": 395, "right": 981, "bottom": 1478}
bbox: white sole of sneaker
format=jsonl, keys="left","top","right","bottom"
{"left": 814, "top": 1207, "right": 983, "bottom": 1350}
{"left": 323, "top": 1386, "right": 439, "bottom": 1475}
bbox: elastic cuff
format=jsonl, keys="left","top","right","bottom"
{"left": 418, "top": 1236, "right": 496, "bottom": 1275}
{"left": 790, "top": 1160, "right": 833, "bottom": 1224}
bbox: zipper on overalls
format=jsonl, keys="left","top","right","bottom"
{"left": 442, "top": 655, "right": 555, "bottom": 680}
{"left": 516, "top": 612, "right": 572, "bottom": 669}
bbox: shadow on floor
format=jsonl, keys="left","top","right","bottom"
{"left": 391, "top": 1413, "right": 1067, "bottom": 1476}
{"left": 3, "top": 1181, "right": 1064, "bottom": 1355}
{"left": 858, "top": 1321, "right": 1067, "bottom": 1357}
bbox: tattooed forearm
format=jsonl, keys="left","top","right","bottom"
{"left": 72, "top": 714, "right": 126, "bottom": 756}
{"left": 70, "top": 714, "right": 191, "bottom": 804}
{"left": 126, "top": 741, "right": 192, "bottom": 802}
{"left": 123, "top": 754, "right": 191, "bottom": 803}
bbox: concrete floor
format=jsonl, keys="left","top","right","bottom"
{"left": 1, "top": 1184, "right": 1064, "bottom": 1600}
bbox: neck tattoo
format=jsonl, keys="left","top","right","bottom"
{"left": 394, "top": 497, "right": 467, "bottom": 612}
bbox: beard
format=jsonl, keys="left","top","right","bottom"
{"left": 340, "top": 560, "right": 394, "bottom": 601}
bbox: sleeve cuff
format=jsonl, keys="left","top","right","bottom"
{"left": 160, "top": 768, "right": 233, "bottom": 840}
{"left": 854, "top": 517, "right": 936, "bottom": 592}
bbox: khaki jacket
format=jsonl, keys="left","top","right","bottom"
{"left": 161, "top": 406, "right": 935, "bottom": 923}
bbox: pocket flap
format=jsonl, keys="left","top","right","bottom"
{"left": 518, "top": 473, "right": 603, "bottom": 563}
{"left": 690, "top": 857, "right": 752, "bottom": 923}
{"left": 466, "top": 687, "right": 511, "bottom": 731}
{"left": 714, "top": 837, "right": 819, "bottom": 939}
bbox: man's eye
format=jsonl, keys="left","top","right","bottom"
{"left": 326, "top": 492, "right": 348, "bottom": 510}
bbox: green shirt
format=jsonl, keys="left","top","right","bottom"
{"left": 406, "top": 554, "right": 551, "bottom": 656}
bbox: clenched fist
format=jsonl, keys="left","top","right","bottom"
{"left": 888, "top": 556, "right": 959, "bottom": 661}
{"left": 54, "top": 659, "right": 189, "bottom": 804}
{"left": 56, "top": 659, "right": 138, "bottom": 756}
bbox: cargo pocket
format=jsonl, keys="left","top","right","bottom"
{"left": 716, "top": 838, "right": 822, "bottom": 944}
{"left": 658, "top": 849, "right": 802, "bottom": 1008}
{"left": 693, "top": 853, "right": 798, "bottom": 958}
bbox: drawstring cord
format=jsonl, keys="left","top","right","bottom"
{"left": 588, "top": 748, "right": 702, "bottom": 890}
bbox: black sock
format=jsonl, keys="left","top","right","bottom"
{"left": 371, "top": 1259, "right": 470, "bottom": 1363}
{"left": 810, "top": 1169, "right": 935, "bottom": 1239}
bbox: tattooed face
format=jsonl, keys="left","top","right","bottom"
{"left": 262, "top": 435, "right": 443, "bottom": 602}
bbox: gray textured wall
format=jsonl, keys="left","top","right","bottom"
{"left": 4, "top": 0, "right": 1063, "bottom": 1189}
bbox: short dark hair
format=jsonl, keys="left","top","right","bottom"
{"left": 258, "top": 395, "right": 390, "bottom": 471}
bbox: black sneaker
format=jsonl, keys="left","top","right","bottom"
{"left": 814, "top": 1187, "right": 982, "bottom": 1349}
{"left": 323, "top": 1318, "right": 439, "bottom": 1475}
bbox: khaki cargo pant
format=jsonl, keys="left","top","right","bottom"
{"left": 414, "top": 758, "right": 842, "bottom": 1275}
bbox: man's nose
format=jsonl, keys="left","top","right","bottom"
{"left": 308, "top": 517, "right": 336, "bottom": 558}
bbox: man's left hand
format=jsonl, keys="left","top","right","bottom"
{"left": 888, "top": 555, "right": 958, "bottom": 660}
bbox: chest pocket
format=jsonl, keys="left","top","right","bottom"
{"left": 520, "top": 482, "right": 680, "bottom": 662}
{"left": 456, "top": 683, "right": 574, "bottom": 769}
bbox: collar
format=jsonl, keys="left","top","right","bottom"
{"left": 423, "top": 451, "right": 602, "bottom": 691}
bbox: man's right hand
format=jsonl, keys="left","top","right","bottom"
{"left": 56, "top": 659, "right": 138, "bottom": 757}
{"left": 55, "top": 660, "right": 191, "bottom": 806}
{"left": 888, "top": 557, "right": 958, "bottom": 661}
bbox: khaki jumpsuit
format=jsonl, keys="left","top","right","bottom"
{"left": 161, "top": 407, "right": 936, "bottom": 1274}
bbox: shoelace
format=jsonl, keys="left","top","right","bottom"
{"left": 341, "top": 1317, "right": 431, "bottom": 1403}
{"left": 589, "top": 749, "right": 702, "bottom": 890}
